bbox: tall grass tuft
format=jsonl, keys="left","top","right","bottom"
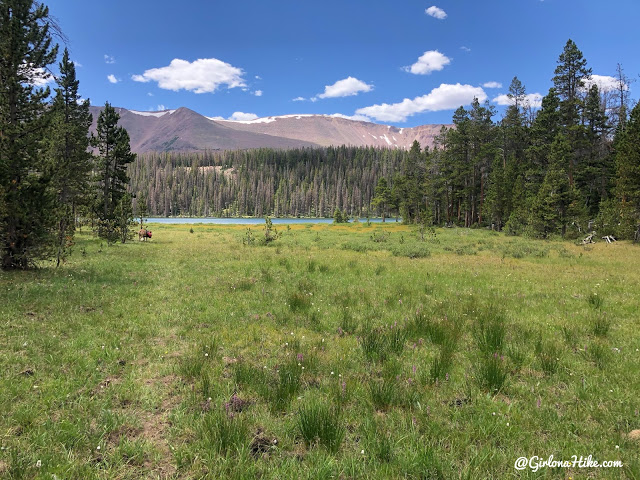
{"left": 297, "top": 400, "right": 345, "bottom": 453}
{"left": 477, "top": 353, "right": 508, "bottom": 393}
{"left": 198, "top": 408, "right": 249, "bottom": 456}
{"left": 359, "top": 323, "right": 407, "bottom": 362}
{"left": 429, "top": 347, "right": 454, "bottom": 384}
{"left": 271, "top": 360, "right": 303, "bottom": 411}
{"left": 585, "top": 340, "right": 611, "bottom": 370}
{"left": 475, "top": 311, "right": 507, "bottom": 355}
{"left": 591, "top": 311, "right": 611, "bottom": 337}
{"left": 587, "top": 292, "right": 604, "bottom": 310}
{"left": 535, "top": 337, "right": 561, "bottom": 375}
{"left": 369, "top": 377, "right": 398, "bottom": 411}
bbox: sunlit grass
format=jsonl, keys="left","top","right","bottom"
{"left": 1, "top": 222, "right": 639, "bottom": 478}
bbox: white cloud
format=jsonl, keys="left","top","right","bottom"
{"left": 315, "top": 76, "right": 373, "bottom": 100}
{"left": 229, "top": 111, "right": 258, "bottom": 121}
{"left": 356, "top": 83, "right": 487, "bottom": 122}
{"left": 329, "top": 113, "right": 372, "bottom": 122}
{"left": 73, "top": 61, "right": 83, "bottom": 68}
{"left": 483, "top": 81, "right": 502, "bottom": 89}
{"left": 253, "top": 90, "right": 263, "bottom": 97}
{"left": 460, "top": 46, "right": 471, "bottom": 53}
{"left": 29, "top": 67, "right": 52, "bottom": 87}
{"left": 107, "top": 74, "right": 119, "bottom": 84}
{"left": 425, "top": 6, "right": 447, "bottom": 19}
{"left": 156, "top": 104, "right": 166, "bottom": 111}
{"left": 104, "top": 54, "right": 115, "bottom": 64}
{"left": 492, "top": 93, "right": 543, "bottom": 108}
{"left": 582, "top": 74, "right": 628, "bottom": 93}
{"left": 292, "top": 96, "right": 306, "bottom": 102}
{"left": 255, "top": 75, "right": 262, "bottom": 80}
{"left": 404, "top": 50, "right": 451, "bottom": 75}
{"left": 147, "top": 92, "right": 154, "bottom": 96}
{"left": 132, "top": 58, "right": 246, "bottom": 94}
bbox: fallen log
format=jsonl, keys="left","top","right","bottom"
{"left": 581, "top": 233, "right": 595, "bottom": 245}
{"left": 602, "top": 235, "right": 616, "bottom": 244}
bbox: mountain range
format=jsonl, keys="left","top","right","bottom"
{"left": 88, "top": 106, "right": 449, "bottom": 153}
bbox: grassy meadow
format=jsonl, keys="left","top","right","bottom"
{"left": 1, "top": 221, "right": 639, "bottom": 479}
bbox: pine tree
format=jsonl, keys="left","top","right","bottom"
{"left": 613, "top": 101, "right": 640, "bottom": 239}
{"left": 581, "top": 84, "right": 611, "bottom": 215}
{"left": 553, "top": 39, "right": 592, "bottom": 128}
{"left": 371, "top": 177, "right": 391, "bottom": 222}
{"left": 47, "top": 48, "right": 93, "bottom": 265}
{"left": 0, "top": 0, "right": 59, "bottom": 269}
{"left": 91, "top": 102, "right": 135, "bottom": 241}
{"left": 530, "top": 134, "right": 579, "bottom": 237}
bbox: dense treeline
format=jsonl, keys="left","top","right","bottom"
{"left": 418, "top": 40, "right": 639, "bottom": 240}
{"left": 129, "top": 147, "right": 406, "bottom": 218}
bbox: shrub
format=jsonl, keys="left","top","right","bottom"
{"left": 390, "top": 244, "right": 431, "bottom": 258}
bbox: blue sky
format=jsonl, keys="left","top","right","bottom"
{"left": 45, "top": 0, "right": 639, "bottom": 126}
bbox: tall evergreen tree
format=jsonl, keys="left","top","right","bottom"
{"left": 613, "top": 101, "right": 640, "bottom": 238}
{"left": 581, "top": 84, "right": 611, "bottom": 214}
{"left": 371, "top": 177, "right": 391, "bottom": 222}
{"left": 531, "top": 134, "right": 579, "bottom": 237}
{"left": 552, "top": 40, "right": 592, "bottom": 188}
{"left": 91, "top": 102, "right": 135, "bottom": 241}
{"left": 0, "top": 0, "right": 58, "bottom": 269}
{"left": 47, "top": 47, "right": 93, "bottom": 265}
{"left": 553, "top": 39, "right": 592, "bottom": 128}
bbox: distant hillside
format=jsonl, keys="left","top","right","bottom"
{"left": 89, "top": 106, "right": 449, "bottom": 153}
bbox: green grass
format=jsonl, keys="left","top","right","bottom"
{"left": 1, "top": 222, "right": 639, "bottom": 478}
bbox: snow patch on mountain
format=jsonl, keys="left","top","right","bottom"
{"left": 130, "top": 110, "right": 175, "bottom": 117}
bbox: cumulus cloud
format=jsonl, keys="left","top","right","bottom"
{"left": 132, "top": 58, "right": 246, "bottom": 94}
{"left": 156, "top": 104, "right": 166, "bottom": 111}
{"left": 356, "top": 83, "right": 487, "bottom": 122}
{"left": 107, "top": 74, "right": 119, "bottom": 84}
{"left": 315, "top": 76, "right": 373, "bottom": 100}
{"left": 582, "top": 74, "right": 628, "bottom": 93}
{"left": 493, "top": 93, "right": 543, "bottom": 108}
{"left": 483, "top": 81, "right": 502, "bottom": 89}
{"left": 253, "top": 90, "right": 263, "bottom": 97}
{"left": 425, "top": 6, "right": 447, "bottom": 19}
{"left": 104, "top": 54, "right": 115, "bottom": 64}
{"left": 228, "top": 112, "right": 259, "bottom": 121}
{"left": 404, "top": 50, "right": 451, "bottom": 75}
{"left": 292, "top": 96, "right": 306, "bottom": 102}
